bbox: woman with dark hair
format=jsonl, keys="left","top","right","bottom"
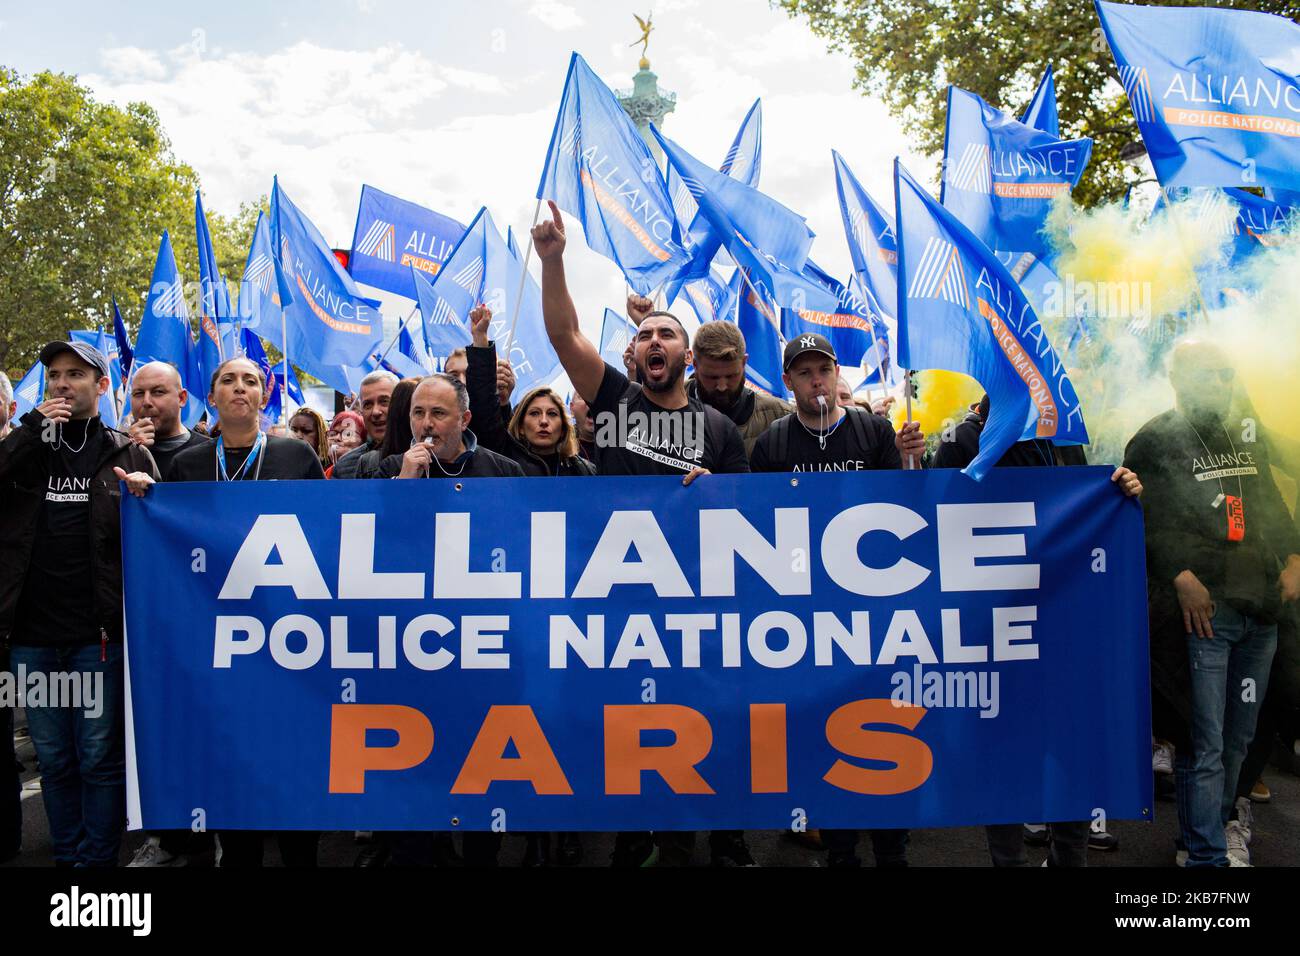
{"left": 288, "top": 407, "right": 331, "bottom": 470}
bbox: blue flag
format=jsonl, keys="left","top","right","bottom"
{"left": 598, "top": 308, "right": 637, "bottom": 369}
{"left": 1096, "top": 0, "right": 1300, "bottom": 190}
{"left": 195, "top": 192, "right": 237, "bottom": 401}
{"left": 1266, "top": 186, "right": 1300, "bottom": 205}
{"left": 832, "top": 151, "right": 901, "bottom": 328}
{"left": 411, "top": 265, "right": 472, "bottom": 360}
{"left": 679, "top": 268, "right": 741, "bottom": 325}
{"left": 653, "top": 126, "right": 838, "bottom": 315}
{"left": 1021, "top": 65, "right": 1059, "bottom": 136}
{"left": 134, "top": 231, "right": 205, "bottom": 429}
{"left": 398, "top": 322, "right": 434, "bottom": 374}
{"left": 941, "top": 85, "right": 1092, "bottom": 262}
{"left": 894, "top": 160, "right": 1089, "bottom": 480}
{"left": 238, "top": 211, "right": 293, "bottom": 338}
{"left": 782, "top": 260, "right": 892, "bottom": 373}
{"left": 112, "top": 298, "right": 134, "bottom": 379}
{"left": 428, "top": 207, "right": 562, "bottom": 402}
{"left": 92, "top": 326, "right": 119, "bottom": 428}
{"left": 271, "top": 178, "right": 386, "bottom": 374}
{"left": 12, "top": 361, "right": 44, "bottom": 422}
{"left": 664, "top": 100, "right": 763, "bottom": 303}
{"left": 536, "top": 53, "right": 688, "bottom": 294}
{"left": 348, "top": 184, "right": 466, "bottom": 299}
{"left": 735, "top": 270, "right": 790, "bottom": 399}
{"left": 849, "top": 275, "right": 897, "bottom": 386}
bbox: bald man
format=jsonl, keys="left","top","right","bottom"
{"left": 1126, "top": 339, "right": 1300, "bottom": 867}
{"left": 127, "top": 361, "right": 209, "bottom": 476}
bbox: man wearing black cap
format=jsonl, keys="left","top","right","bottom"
{"left": 0, "top": 341, "right": 159, "bottom": 866}
{"left": 749, "top": 332, "right": 923, "bottom": 867}
{"left": 750, "top": 333, "right": 924, "bottom": 475}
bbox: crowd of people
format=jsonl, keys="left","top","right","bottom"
{"left": 1, "top": 199, "right": 1297, "bottom": 868}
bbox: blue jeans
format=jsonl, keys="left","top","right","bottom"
{"left": 1175, "top": 605, "right": 1276, "bottom": 867}
{"left": 2, "top": 701, "right": 19, "bottom": 857}
{"left": 10, "top": 643, "right": 125, "bottom": 867}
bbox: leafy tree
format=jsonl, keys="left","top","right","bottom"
{"left": 0, "top": 68, "right": 259, "bottom": 377}
{"left": 778, "top": 0, "right": 1299, "bottom": 205}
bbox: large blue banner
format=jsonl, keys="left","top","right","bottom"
{"left": 124, "top": 468, "right": 1151, "bottom": 832}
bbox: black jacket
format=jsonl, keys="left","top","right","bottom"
{"left": 931, "top": 396, "right": 1087, "bottom": 470}
{"left": 0, "top": 411, "right": 160, "bottom": 647}
{"left": 376, "top": 431, "right": 526, "bottom": 479}
{"left": 331, "top": 438, "right": 379, "bottom": 479}
{"left": 467, "top": 344, "right": 596, "bottom": 478}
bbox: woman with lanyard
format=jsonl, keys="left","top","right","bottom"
{"left": 165, "top": 358, "right": 325, "bottom": 483}
{"left": 116, "top": 356, "right": 324, "bottom": 867}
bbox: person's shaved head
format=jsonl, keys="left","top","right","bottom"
{"left": 130, "top": 361, "right": 189, "bottom": 439}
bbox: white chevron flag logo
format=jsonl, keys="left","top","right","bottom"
{"left": 560, "top": 117, "right": 582, "bottom": 157}
{"left": 949, "top": 143, "right": 993, "bottom": 194}
{"left": 430, "top": 297, "right": 458, "bottom": 326}
{"left": 1120, "top": 66, "right": 1156, "bottom": 124}
{"left": 909, "top": 236, "right": 970, "bottom": 309}
{"left": 242, "top": 254, "right": 275, "bottom": 294}
{"left": 17, "top": 373, "right": 41, "bottom": 405}
{"left": 153, "top": 281, "right": 186, "bottom": 317}
{"left": 355, "top": 220, "right": 396, "bottom": 261}
{"left": 450, "top": 256, "right": 484, "bottom": 294}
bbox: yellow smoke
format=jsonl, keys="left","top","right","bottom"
{"left": 1043, "top": 191, "right": 1300, "bottom": 497}
{"left": 889, "top": 369, "right": 985, "bottom": 439}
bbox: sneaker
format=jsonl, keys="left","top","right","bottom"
{"left": 1249, "top": 779, "right": 1271, "bottom": 803}
{"left": 1088, "top": 829, "right": 1119, "bottom": 851}
{"left": 127, "top": 838, "right": 186, "bottom": 868}
{"left": 1175, "top": 848, "right": 1188, "bottom": 867}
{"left": 1225, "top": 820, "right": 1250, "bottom": 865}
{"left": 710, "top": 832, "right": 758, "bottom": 867}
{"left": 1022, "top": 824, "right": 1049, "bottom": 847}
{"left": 1233, "top": 797, "right": 1254, "bottom": 844}
{"left": 1152, "top": 740, "right": 1174, "bottom": 776}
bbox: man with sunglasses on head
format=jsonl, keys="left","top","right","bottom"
{"left": 1125, "top": 340, "right": 1300, "bottom": 867}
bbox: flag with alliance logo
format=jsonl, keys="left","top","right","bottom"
{"left": 1096, "top": 0, "right": 1300, "bottom": 190}
{"left": 134, "top": 231, "right": 206, "bottom": 429}
{"left": 940, "top": 85, "right": 1092, "bottom": 263}
{"left": 348, "top": 185, "right": 466, "bottom": 299}
{"left": 598, "top": 308, "right": 637, "bottom": 370}
{"left": 895, "top": 159, "right": 1089, "bottom": 479}
{"left": 536, "top": 53, "right": 689, "bottom": 294}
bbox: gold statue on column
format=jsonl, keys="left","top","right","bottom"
{"left": 630, "top": 13, "right": 654, "bottom": 70}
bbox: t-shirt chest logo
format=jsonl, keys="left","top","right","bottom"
{"left": 46, "top": 476, "right": 91, "bottom": 503}
{"left": 1190, "top": 449, "right": 1257, "bottom": 482}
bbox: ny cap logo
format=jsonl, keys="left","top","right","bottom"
{"left": 799, "top": 335, "right": 817, "bottom": 348}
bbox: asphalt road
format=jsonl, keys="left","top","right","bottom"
{"left": 4, "top": 707, "right": 1298, "bottom": 867}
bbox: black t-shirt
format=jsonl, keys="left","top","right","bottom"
{"left": 13, "top": 417, "right": 105, "bottom": 645}
{"left": 149, "top": 428, "right": 210, "bottom": 477}
{"left": 167, "top": 434, "right": 325, "bottom": 482}
{"left": 749, "top": 408, "right": 902, "bottom": 473}
{"left": 588, "top": 363, "right": 749, "bottom": 476}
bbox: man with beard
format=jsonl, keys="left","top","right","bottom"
{"left": 533, "top": 201, "right": 747, "bottom": 482}
{"left": 682, "top": 317, "right": 789, "bottom": 456}
{"left": 533, "top": 199, "right": 752, "bottom": 867}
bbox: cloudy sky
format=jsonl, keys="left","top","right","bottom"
{"left": 2, "top": 0, "right": 934, "bottom": 344}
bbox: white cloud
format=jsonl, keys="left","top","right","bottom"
{"left": 99, "top": 46, "right": 167, "bottom": 81}
{"left": 528, "top": 1, "right": 584, "bottom": 32}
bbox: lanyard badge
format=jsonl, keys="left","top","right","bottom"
{"left": 1226, "top": 494, "right": 1245, "bottom": 542}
